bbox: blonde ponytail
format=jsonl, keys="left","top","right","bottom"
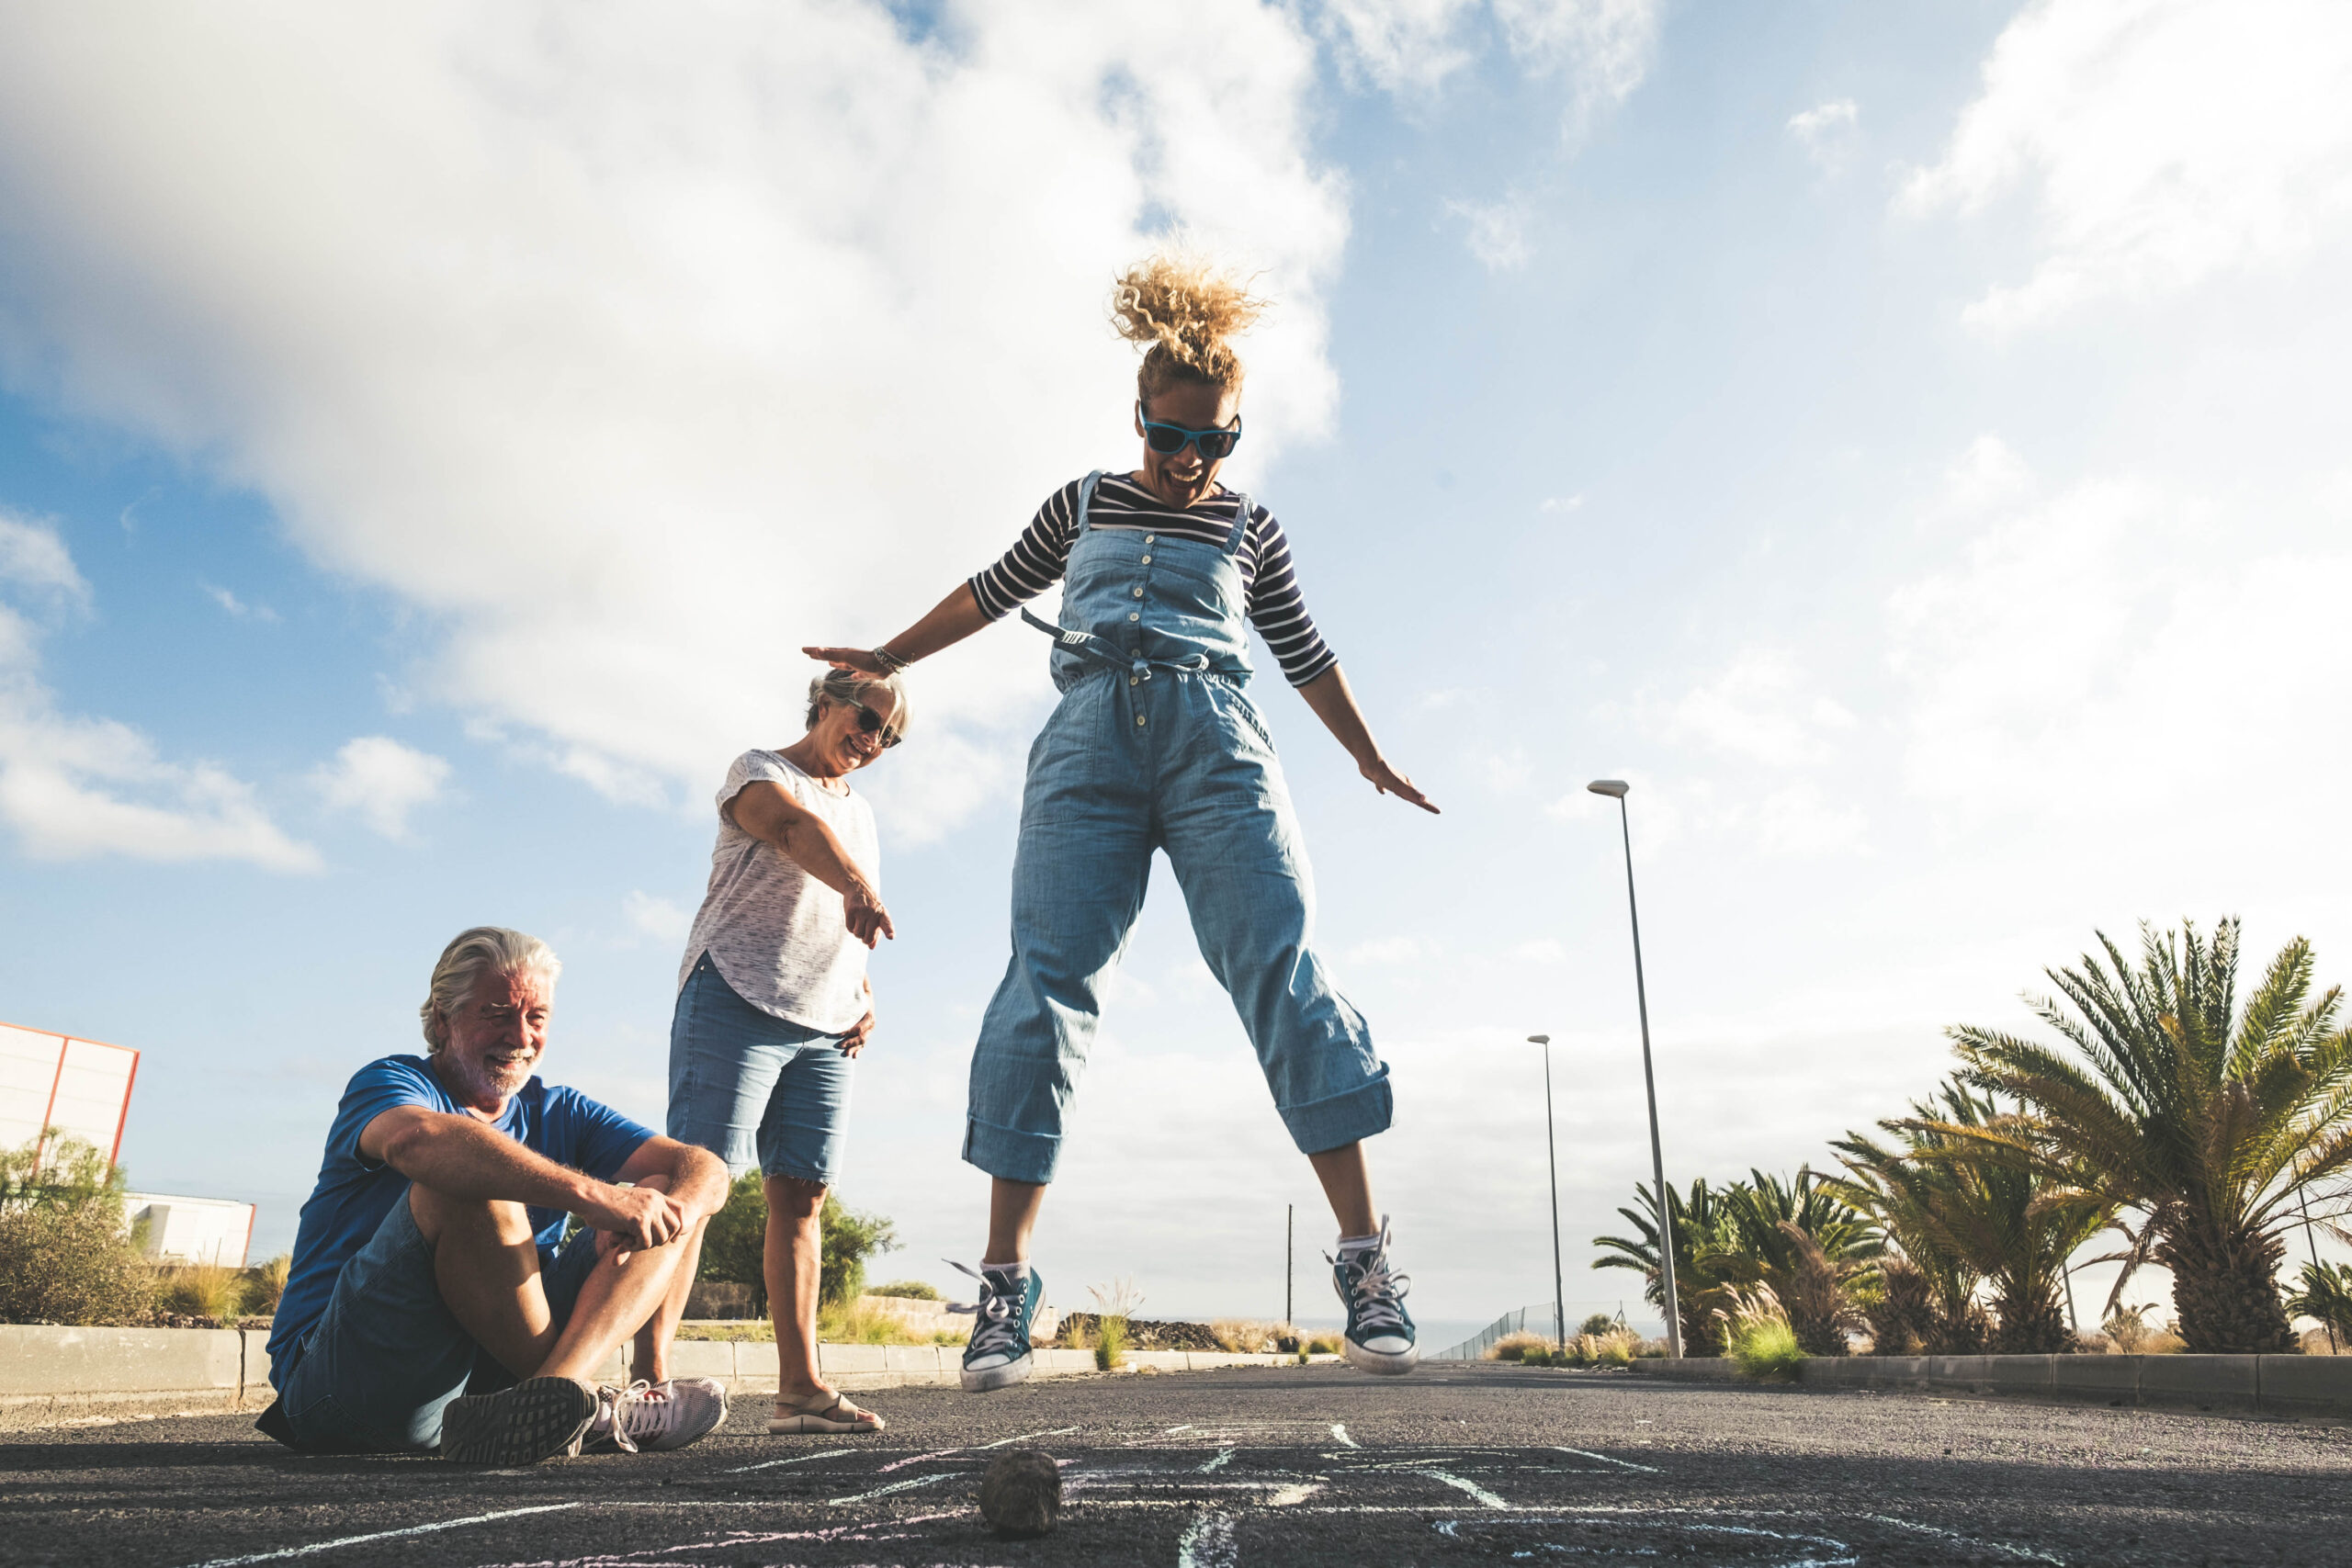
{"left": 1111, "top": 251, "right": 1267, "bottom": 400}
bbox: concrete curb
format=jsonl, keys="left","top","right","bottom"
{"left": 0, "top": 1325, "right": 1291, "bottom": 1429}
{"left": 1624, "top": 1352, "right": 2352, "bottom": 1417}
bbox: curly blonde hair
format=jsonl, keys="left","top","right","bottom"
{"left": 1112, "top": 251, "right": 1267, "bottom": 402}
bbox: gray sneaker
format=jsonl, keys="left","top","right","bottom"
{"left": 438, "top": 1375, "right": 599, "bottom": 1465}
{"left": 584, "top": 1378, "right": 730, "bottom": 1453}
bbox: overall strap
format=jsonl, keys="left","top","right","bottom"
{"left": 1074, "top": 469, "right": 1105, "bottom": 536}
{"left": 1222, "top": 492, "right": 1250, "bottom": 556}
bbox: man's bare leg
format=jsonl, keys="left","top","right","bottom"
{"left": 409, "top": 1183, "right": 695, "bottom": 1385}
{"left": 766, "top": 1177, "right": 827, "bottom": 1403}
{"left": 629, "top": 1217, "right": 707, "bottom": 1384}
{"left": 984, "top": 1177, "right": 1046, "bottom": 1265}
{"left": 410, "top": 1185, "right": 563, "bottom": 1377}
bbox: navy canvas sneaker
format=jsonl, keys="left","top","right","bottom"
{"left": 1330, "top": 1218, "right": 1418, "bottom": 1375}
{"left": 954, "top": 1260, "right": 1044, "bottom": 1393}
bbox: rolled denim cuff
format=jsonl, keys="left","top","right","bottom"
{"left": 962, "top": 1114, "right": 1062, "bottom": 1185}
{"left": 1278, "top": 1072, "right": 1394, "bottom": 1156}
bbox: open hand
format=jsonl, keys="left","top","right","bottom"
{"left": 1363, "top": 756, "right": 1440, "bottom": 815}
{"left": 803, "top": 645, "right": 887, "bottom": 674}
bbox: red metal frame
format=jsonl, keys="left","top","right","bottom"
{"left": 5, "top": 1021, "right": 141, "bottom": 1170}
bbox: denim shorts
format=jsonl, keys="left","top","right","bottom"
{"left": 268, "top": 1193, "right": 598, "bottom": 1452}
{"left": 667, "top": 952, "right": 854, "bottom": 1184}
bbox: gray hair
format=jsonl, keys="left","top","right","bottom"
{"left": 807, "top": 668, "right": 912, "bottom": 740}
{"left": 419, "top": 926, "right": 561, "bottom": 1053}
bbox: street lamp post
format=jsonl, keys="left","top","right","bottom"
{"left": 1588, "top": 779, "right": 1683, "bottom": 1359}
{"left": 1528, "top": 1034, "right": 1566, "bottom": 1351}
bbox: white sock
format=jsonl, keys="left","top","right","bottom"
{"left": 983, "top": 1259, "right": 1031, "bottom": 1284}
{"left": 1337, "top": 1234, "right": 1380, "bottom": 1258}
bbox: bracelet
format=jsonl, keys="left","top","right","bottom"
{"left": 871, "top": 645, "right": 910, "bottom": 674}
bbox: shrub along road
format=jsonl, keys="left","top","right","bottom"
{"left": 5, "top": 1362, "right": 2348, "bottom": 1567}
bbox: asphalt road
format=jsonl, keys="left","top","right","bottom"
{"left": 6, "top": 1362, "right": 2350, "bottom": 1567}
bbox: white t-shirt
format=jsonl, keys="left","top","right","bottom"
{"left": 678, "top": 750, "right": 879, "bottom": 1033}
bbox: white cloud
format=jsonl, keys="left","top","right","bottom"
{"left": 202, "top": 582, "right": 278, "bottom": 623}
{"left": 624, "top": 890, "right": 691, "bottom": 943}
{"left": 0, "top": 510, "right": 88, "bottom": 604}
{"left": 1653, "top": 647, "right": 1858, "bottom": 769}
{"left": 1318, "top": 0, "right": 1478, "bottom": 94}
{"left": 1785, "top": 97, "right": 1858, "bottom": 170}
{"left": 1903, "top": 0, "right": 2352, "bottom": 330}
{"left": 1540, "top": 493, "right": 1583, "bottom": 513}
{"left": 1492, "top": 0, "right": 1662, "bottom": 134}
{"left": 310, "top": 736, "right": 451, "bottom": 840}
{"left": 1886, "top": 439, "right": 2352, "bottom": 844}
{"left": 0, "top": 3, "right": 1349, "bottom": 843}
{"left": 0, "top": 518, "right": 315, "bottom": 870}
{"left": 1317, "top": 0, "right": 1661, "bottom": 133}
{"left": 1447, "top": 195, "right": 1532, "bottom": 271}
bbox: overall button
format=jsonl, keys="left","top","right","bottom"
{"left": 1132, "top": 586, "right": 1144, "bottom": 597}
{"left": 1144, "top": 534, "right": 1155, "bottom": 544}
{"left": 1139, "top": 555, "right": 1152, "bottom": 564}
{"left": 1135, "top": 715, "right": 1147, "bottom": 728}
{"left": 1128, "top": 675, "right": 1139, "bottom": 686}
{"left": 1128, "top": 612, "right": 1139, "bottom": 621}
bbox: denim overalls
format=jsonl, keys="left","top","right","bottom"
{"left": 962, "top": 471, "right": 1393, "bottom": 1184}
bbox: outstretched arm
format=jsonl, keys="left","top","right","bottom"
{"left": 804, "top": 582, "right": 993, "bottom": 675}
{"left": 729, "top": 782, "right": 894, "bottom": 945}
{"left": 1296, "top": 665, "right": 1439, "bottom": 815}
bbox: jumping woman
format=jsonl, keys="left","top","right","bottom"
{"left": 805, "top": 253, "right": 1436, "bottom": 1389}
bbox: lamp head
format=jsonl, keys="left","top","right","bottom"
{"left": 1527, "top": 1034, "right": 1550, "bottom": 1045}
{"left": 1587, "top": 779, "right": 1630, "bottom": 798}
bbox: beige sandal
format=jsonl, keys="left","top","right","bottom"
{"left": 768, "top": 1392, "right": 887, "bottom": 1434}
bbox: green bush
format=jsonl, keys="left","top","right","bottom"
{"left": 868, "top": 1280, "right": 940, "bottom": 1300}
{"left": 1093, "top": 1314, "right": 1128, "bottom": 1370}
{"left": 1578, "top": 1312, "right": 1619, "bottom": 1337}
{"left": 0, "top": 1132, "right": 156, "bottom": 1326}
{"left": 693, "top": 1174, "right": 898, "bottom": 1314}
{"left": 1718, "top": 1286, "right": 1808, "bottom": 1382}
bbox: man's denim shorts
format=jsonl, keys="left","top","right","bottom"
{"left": 268, "top": 1192, "right": 599, "bottom": 1452}
{"left": 667, "top": 953, "right": 854, "bottom": 1185}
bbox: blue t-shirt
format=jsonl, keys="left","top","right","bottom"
{"left": 268, "top": 1055, "right": 653, "bottom": 1371}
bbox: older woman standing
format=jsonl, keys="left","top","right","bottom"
{"left": 666, "top": 668, "right": 908, "bottom": 1435}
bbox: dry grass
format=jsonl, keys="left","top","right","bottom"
{"left": 1485, "top": 1330, "right": 1556, "bottom": 1362}
{"left": 242, "top": 1254, "right": 291, "bottom": 1316}
{"left": 675, "top": 1301, "right": 965, "bottom": 1346}
{"left": 158, "top": 1262, "right": 248, "bottom": 1322}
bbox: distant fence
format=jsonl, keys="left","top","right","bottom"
{"left": 1432, "top": 1304, "right": 1552, "bottom": 1361}
{"left": 1431, "top": 1299, "right": 1661, "bottom": 1360}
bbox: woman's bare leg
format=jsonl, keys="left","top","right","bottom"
{"left": 766, "top": 1177, "right": 830, "bottom": 1403}
{"left": 984, "top": 1178, "right": 1047, "bottom": 1265}
{"left": 1308, "top": 1142, "right": 1378, "bottom": 1237}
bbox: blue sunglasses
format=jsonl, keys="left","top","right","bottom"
{"left": 1138, "top": 404, "right": 1243, "bottom": 460}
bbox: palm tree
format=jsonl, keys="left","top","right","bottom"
{"left": 1830, "top": 1080, "right": 2109, "bottom": 1353}
{"left": 1944, "top": 919, "right": 2352, "bottom": 1353}
{"left": 1592, "top": 1177, "right": 1739, "bottom": 1355}
{"left": 1708, "top": 1169, "right": 1880, "bottom": 1356}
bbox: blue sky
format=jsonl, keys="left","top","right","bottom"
{"left": 3, "top": 0, "right": 2349, "bottom": 1336}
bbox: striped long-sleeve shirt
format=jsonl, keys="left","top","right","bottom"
{"left": 967, "top": 474, "right": 1338, "bottom": 687}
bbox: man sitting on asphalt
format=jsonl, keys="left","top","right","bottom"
{"left": 260, "top": 925, "right": 734, "bottom": 1463}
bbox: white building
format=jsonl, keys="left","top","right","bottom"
{"left": 122, "top": 1191, "right": 256, "bottom": 1268}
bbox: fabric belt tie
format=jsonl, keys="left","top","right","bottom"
{"left": 1021, "top": 608, "right": 1214, "bottom": 682}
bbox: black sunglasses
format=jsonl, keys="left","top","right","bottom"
{"left": 839, "top": 698, "right": 901, "bottom": 749}
{"left": 1139, "top": 404, "right": 1243, "bottom": 460}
